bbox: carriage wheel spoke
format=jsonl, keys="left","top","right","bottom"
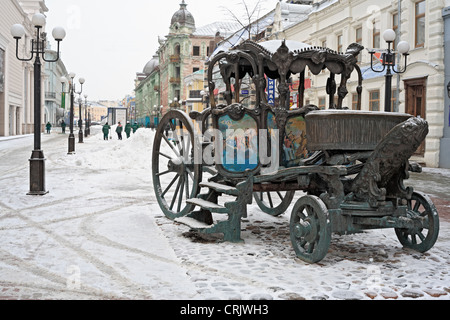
{"left": 413, "top": 201, "right": 421, "bottom": 212}
{"left": 162, "top": 134, "right": 181, "bottom": 158}
{"left": 170, "top": 122, "right": 184, "bottom": 156}
{"left": 177, "top": 175, "right": 185, "bottom": 213}
{"left": 276, "top": 191, "right": 284, "bottom": 201}
{"left": 158, "top": 151, "right": 172, "bottom": 160}
{"left": 170, "top": 177, "right": 183, "bottom": 210}
{"left": 186, "top": 167, "right": 194, "bottom": 181}
{"left": 156, "top": 170, "right": 171, "bottom": 177}
{"left": 267, "top": 192, "right": 274, "bottom": 208}
{"left": 185, "top": 172, "right": 190, "bottom": 199}
{"left": 162, "top": 174, "right": 179, "bottom": 198}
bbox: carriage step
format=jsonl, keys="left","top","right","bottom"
{"left": 186, "top": 198, "right": 230, "bottom": 214}
{"left": 199, "top": 181, "right": 239, "bottom": 196}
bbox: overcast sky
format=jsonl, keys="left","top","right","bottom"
{"left": 44, "top": 0, "right": 279, "bottom": 101}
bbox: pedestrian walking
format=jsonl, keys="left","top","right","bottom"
{"left": 46, "top": 122, "right": 52, "bottom": 134}
{"left": 125, "top": 121, "right": 132, "bottom": 139}
{"left": 116, "top": 122, "right": 123, "bottom": 140}
{"left": 132, "top": 122, "right": 139, "bottom": 134}
{"left": 61, "top": 120, "right": 66, "bottom": 134}
{"left": 102, "top": 122, "right": 111, "bottom": 140}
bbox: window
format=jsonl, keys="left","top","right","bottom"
{"left": 189, "top": 90, "right": 202, "bottom": 99}
{"left": 193, "top": 46, "right": 200, "bottom": 56}
{"left": 352, "top": 93, "right": 360, "bottom": 110}
{"left": 369, "top": 90, "right": 380, "bottom": 111}
{"left": 0, "top": 48, "right": 5, "bottom": 93}
{"left": 373, "top": 21, "right": 380, "bottom": 48}
{"left": 321, "top": 39, "right": 327, "bottom": 48}
{"left": 355, "top": 27, "right": 362, "bottom": 62}
{"left": 318, "top": 97, "right": 326, "bottom": 110}
{"left": 337, "top": 34, "right": 343, "bottom": 53}
{"left": 174, "top": 44, "right": 181, "bottom": 56}
{"left": 337, "top": 34, "right": 343, "bottom": 52}
{"left": 390, "top": 89, "right": 398, "bottom": 112}
{"left": 392, "top": 12, "right": 399, "bottom": 49}
{"left": 193, "top": 67, "right": 199, "bottom": 73}
{"left": 415, "top": 1, "right": 425, "bottom": 48}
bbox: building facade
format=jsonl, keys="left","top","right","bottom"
{"left": 44, "top": 41, "right": 68, "bottom": 127}
{"left": 0, "top": 0, "right": 38, "bottom": 136}
{"left": 0, "top": 0, "right": 68, "bottom": 137}
{"left": 263, "top": 0, "right": 447, "bottom": 168}
{"left": 135, "top": 55, "right": 160, "bottom": 126}
{"left": 135, "top": 1, "right": 240, "bottom": 123}
{"left": 440, "top": 0, "right": 450, "bottom": 168}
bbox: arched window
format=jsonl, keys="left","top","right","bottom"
{"left": 174, "top": 43, "right": 181, "bottom": 56}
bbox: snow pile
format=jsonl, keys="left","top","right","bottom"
{"left": 0, "top": 129, "right": 449, "bottom": 300}
{"left": 54, "top": 126, "right": 156, "bottom": 172}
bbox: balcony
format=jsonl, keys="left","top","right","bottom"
{"left": 45, "top": 92, "right": 57, "bottom": 100}
{"left": 169, "top": 77, "right": 181, "bottom": 84}
{"left": 170, "top": 55, "right": 180, "bottom": 63}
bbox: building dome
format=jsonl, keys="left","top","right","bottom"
{"left": 143, "top": 56, "right": 159, "bottom": 75}
{"left": 171, "top": 0, "right": 195, "bottom": 29}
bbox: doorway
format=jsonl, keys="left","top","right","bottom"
{"left": 404, "top": 77, "right": 427, "bottom": 155}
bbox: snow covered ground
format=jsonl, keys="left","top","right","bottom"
{"left": 0, "top": 127, "right": 449, "bottom": 301}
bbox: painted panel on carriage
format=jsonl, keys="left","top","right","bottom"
{"left": 218, "top": 114, "right": 258, "bottom": 173}
{"left": 267, "top": 112, "right": 309, "bottom": 167}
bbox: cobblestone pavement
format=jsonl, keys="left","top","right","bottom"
{"left": 0, "top": 132, "right": 449, "bottom": 300}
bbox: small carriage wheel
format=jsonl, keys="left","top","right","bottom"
{"left": 395, "top": 192, "right": 439, "bottom": 253}
{"left": 290, "top": 195, "right": 331, "bottom": 263}
{"left": 152, "top": 110, "right": 202, "bottom": 220}
{"left": 253, "top": 191, "right": 295, "bottom": 216}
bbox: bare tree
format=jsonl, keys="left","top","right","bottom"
{"left": 222, "top": 0, "right": 265, "bottom": 40}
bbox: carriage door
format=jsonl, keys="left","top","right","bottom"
{"left": 404, "top": 77, "right": 427, "bottom": 155}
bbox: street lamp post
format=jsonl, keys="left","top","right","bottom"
{"left": 65, "top": 74, "right": 85, "bottom": 154}
{"left": 368, "top": 29, "right": 410, "bottom": 112}
{"left": 84, "top": 95, "right": 90, "bottom": 137}
{"left": 11, "top": 13, "right": 66, "bottom": 195}
{"left": 78, "top": 95, "right": 83, "bottom": 143}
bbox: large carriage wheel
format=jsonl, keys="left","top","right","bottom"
{"left": 290, "top": 195, "right": 331, "bottom": 263}
{"left": 395, "top": 192, "right": 439, "bottom": 253}
{"left": 253, "top": 191, "right": 295, "bottom": 216}
{"left": 152, "top": 110, "right": 202, "bottom": 220}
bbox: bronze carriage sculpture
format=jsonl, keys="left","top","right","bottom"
{"left": 152, "top": 39, "right": 439, "bottom": 263}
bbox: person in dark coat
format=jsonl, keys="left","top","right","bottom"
{"left": 102, "top": 122, "right": 111, "bottom": 140}
{"left": 125, "top": 121, "right": 132, "bottom": 139}
{"left": 116, "top": 122, "right": 123, "bottom": 140}
{"left": 61, "top": 120, "right": 66, "bottom": 134}
{"left": 46, "top": 122, "right": 52, "bottom": 134}
{"left": 132, "top": 122, "right": 139, "bottom": 134}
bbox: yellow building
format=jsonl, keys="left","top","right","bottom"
{"left": 183, "top": 69, "right": 205, "bottom": 113}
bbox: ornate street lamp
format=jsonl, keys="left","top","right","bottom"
{"left": 64, "top": 73, "right": 85, "bottom": 153}
{"left": 84, "top": 95, "right": 90, "bottom": 136}
{"left": 368, "top": 29, "right": 410, "bottom": 112}
{"left": 11, "top": 13, "right": 66, "bottom": 195}
{"left": 77, "top": 95, "right": 83, "bottom": 143}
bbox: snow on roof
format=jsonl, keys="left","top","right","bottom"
{"left": 193, "top": 21, "right": 241, "bottom": 37}
{"left": 258, "top": 39, "right": 311, "bottom": 54}
{"left": 209, "top": 10, "right": 276, "bottom": 60}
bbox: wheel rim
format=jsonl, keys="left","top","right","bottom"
{"left": 395, "top": 192, "right": 439, "bottom": 253}
{"left": 290, "top": 195, "right": 331, "bottom": 263}
{"left": 254, "top": 190, "right": 295, "bottom": 216}
{"left": 152, "top": 110, "right": 201, "bottom": 220}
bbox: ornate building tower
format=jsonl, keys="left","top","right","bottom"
{"left": 159, "top": 1, "right": 196, "bottom": 108}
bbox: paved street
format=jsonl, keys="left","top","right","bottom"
{"left": 0, "top": 128, "right": 449, "bottom": 300}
